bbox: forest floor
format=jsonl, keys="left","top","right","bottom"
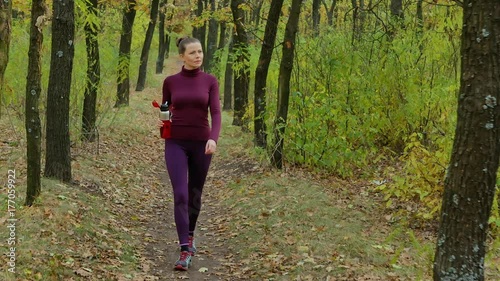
{"left": 1, "top": 56, "right": 499, "bottom": 281}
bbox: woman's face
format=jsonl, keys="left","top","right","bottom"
{"left": 180, "top": 42, "right": 203, "bottom": 70}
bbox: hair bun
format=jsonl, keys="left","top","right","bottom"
{"left": 176, "top": 37, "right": 189, "bottom": 47}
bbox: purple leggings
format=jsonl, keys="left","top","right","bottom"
{"left": 165, "top": 139, "right": 212, "bottom": 247}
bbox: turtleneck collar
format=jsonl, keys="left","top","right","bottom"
{"left": 181, "top": 66, "right": 202, "bottom": 77}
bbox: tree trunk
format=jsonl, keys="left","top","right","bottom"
{"left": 271, "top": 0, "right": 302, "bottom": 169}
{"left": 0, "top": 0, "right": 12, "bottom": 118}
{"left": 312, "top": 0, "right": 320, "bottom": 35}
{"left": 44, "top": 0, "right": 75, "bottom": 182}
{"left": 136, "top": 0, "right": 160, "bottom": 91}
{"left": 204, "top": 0, "right": 218, "bottom": 74}
{"left": 82, "top": 0, "right": 101, "bottom": 142}
{"left": 230, "top": 0, "right": 250, "bottom": 127}
{"left": 193, "top": 0, "right": 206, "bottom": 52}
{"left": 223, "top": 32, "right": 234, "bottom": 111}
{"left": 156, "top": 0, "right": 167, "bottom": 74}
{"left": 25, "top": 0, "right": 46, "bottom": 206}
{"left": 433, "top": 1, "right": 500, "bottom": 280}
{"left": 254, "top": 0, "right": 284, "bottom": 148}
{"left": 321, "top": 0, "right": 337, "bottom": 27}
{"left": 252, "top": 0, "right": 263, "bottom": 28}
{"left": 116, "top": 0, "right": 137, "bottom": 107}
{"left": 218, "top": 0, "right": 229, "bottom": 50}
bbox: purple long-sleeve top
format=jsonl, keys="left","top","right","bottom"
{"left": 162, "top": 66, "right": 222, "bottom": 142}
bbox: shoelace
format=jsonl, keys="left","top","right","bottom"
{"left": 179, "top": 251, "right": 190, "bottom": 261}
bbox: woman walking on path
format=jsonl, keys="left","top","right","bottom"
{"left": 161, "top": 37, "right": 221, "bottom": 271}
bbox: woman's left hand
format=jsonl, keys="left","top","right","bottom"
{"left": 205, "top": 139, "right": 217, "bottom": 154}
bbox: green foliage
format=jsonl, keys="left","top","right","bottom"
{"left": 4, "top": 4, "right": 157, "bottom": 141}
{"left": 376, "top": 133, "right": 450, "bottom": 220}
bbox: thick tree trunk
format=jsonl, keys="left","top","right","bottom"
{"left": 82, "top": 0, "right": 101, "bottom": 142}
{"left": 254, "top": 0, "right": 284, "bottom": 148}
{"left": 433, "top": 1, "right": 500, "bottom": 280}
{"left": 44, "top": 0, "right": 75, "bottom": 182}
{"left": 205, "top": 0, "right": 218, "bottom": 74}
{"left": 136, "top": 0, "right": 160, "bottom": 91}
{"left": 230, "top": 0, "right": 250, "bottom": 128}
{"left": 0, "top": 0, "right": 12, "bottom": 118}
{"left": 156, "top": 0, "right": 167, "bottom": 74}
{"left": 116, "top": 0, "right": 137, "bottom": 107}
{"left": 25, "top": 0, "right": 46, "bottom": 206}
{"left": 223, "top": 33, "right": 234, "bottom": 111}
{"left": 271, "top": 0, "right": 302, "bottom": 169}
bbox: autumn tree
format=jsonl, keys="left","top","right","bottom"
{"left": 44, "top": 0, "right": 75, "bottom": 182}
{"left": 25, "top": 0, "right": 47, "bottom": 206}
{"left": 254, "top": 0, "right": 284, "bottom": 148}
{"left": 192, "top": 0, "right": 206, "bottom": 52}
{"left": 136, "top": 0, "right": 160, "bottom": 91}
{"left": 116, "top": 0, "right": 137, "bottom": 107}
{"left": 82, "top": 0, "right": 101, "bottom": 142}
{"left": 205, "top": 0, "right": 218, "bottom": 74}
{"left": 0, "top": 0, "right": 12, "bottom": 117}
{"left": 230, "top": 0, "right": 250, "bottom": 127}
{"left": 271, "top": 0, "right": 303, "bottom": 169}
{"left": 223, "top": 32, "right": 234, "bottom": 111}
{"left": 433, "top": 1, "right": 500, "bottom": 280}
{"left": 156, "top": 0, "right": 168, "bottom": 74}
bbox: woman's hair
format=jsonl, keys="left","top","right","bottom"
{"left": 176, "top": 37, "right": 201, "bottom": 54}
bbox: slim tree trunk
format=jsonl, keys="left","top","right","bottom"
{"left": 44, "top": 0, "right": 75, "bottom": 182}
{"left": 0, "top": 0, "right": 12, "bottom": 118}
{"left": 136, "top": 0, "right": 160, "bottom": 91}
{"left": 271, "top": 0, "right": 302, "bottom": 169}
{"left": 218, "top": 0, "right": 229, "bottom": 50}
{"left": 254, "top": 0, "right": 284, "bottom": 148}
{"left": 193, "top": 0, "right": 206, "bottom": 52}
{"left": 205, "top": 0, "right": 218, "bottom": 74}
{"left": 82, "top": 0, "right": 101, "bottom": 142}
{"left": 25, "top": 0, "right": 46, "bottom": 206}
{"left": 433, "top": 1, "right": 500, "bottom": 280}
{"left": 223, "top": 32, "right": 234, "bottom": 111}
{"left": 156, "top": 0, "right": 167, "bottom": 74}
{"left": 116, "top": 0, "right": 137, "bottom": 107}
{"left": 312, "top": 0, "right": 320, "bottom": 35}
{"left": 231, "top": 0, "right": 250, "bottom": 128}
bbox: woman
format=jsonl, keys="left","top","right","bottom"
{"left": 161, "top": 37, "right": 221, "bottom": 271}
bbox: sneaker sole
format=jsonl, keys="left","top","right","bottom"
{"left": 174, "top": 264, "right": 189, "bottom": 271}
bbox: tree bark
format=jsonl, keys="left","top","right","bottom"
{"left": 156, "top": 0, "right": 167, "bottom": 74}
{"left": 115, "top": 0, "right": 137, "bottom": 107}
{"left": 25, "top": 0, "right": 46, "bottom": 206}
{"left": 0, "top": 0, "right": 12, "bottom": 118}
{"left": 230, "top": 0, "right": 250, "bottom": 127}
{"left": 433, "top": 1, "right": 500, "bottom": 280}
{"left": 44, "top": 0, "right": 75, "bottom": 182}
{"left": 192, "top": 0, "right": 206, "bottom": 52}
{"left": 312, "top": 0, "right": 320, "bottom": 35}
{"left": 254, "top": 0, "right": 284, "bottom": 148}
{"left": 223, "top": 32, "right": 234, "bottom": 111}
{"left": 205, "top": 0, "right": 218, "bottom": 74}
{"left": 271, "top": 0, "right": 302, "bottom": 169}
{"left": 82, "top": 0, "right": 101, "bottom": 142}
{"left": 136, "top": 0, "right": 160, "bottom": 91}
